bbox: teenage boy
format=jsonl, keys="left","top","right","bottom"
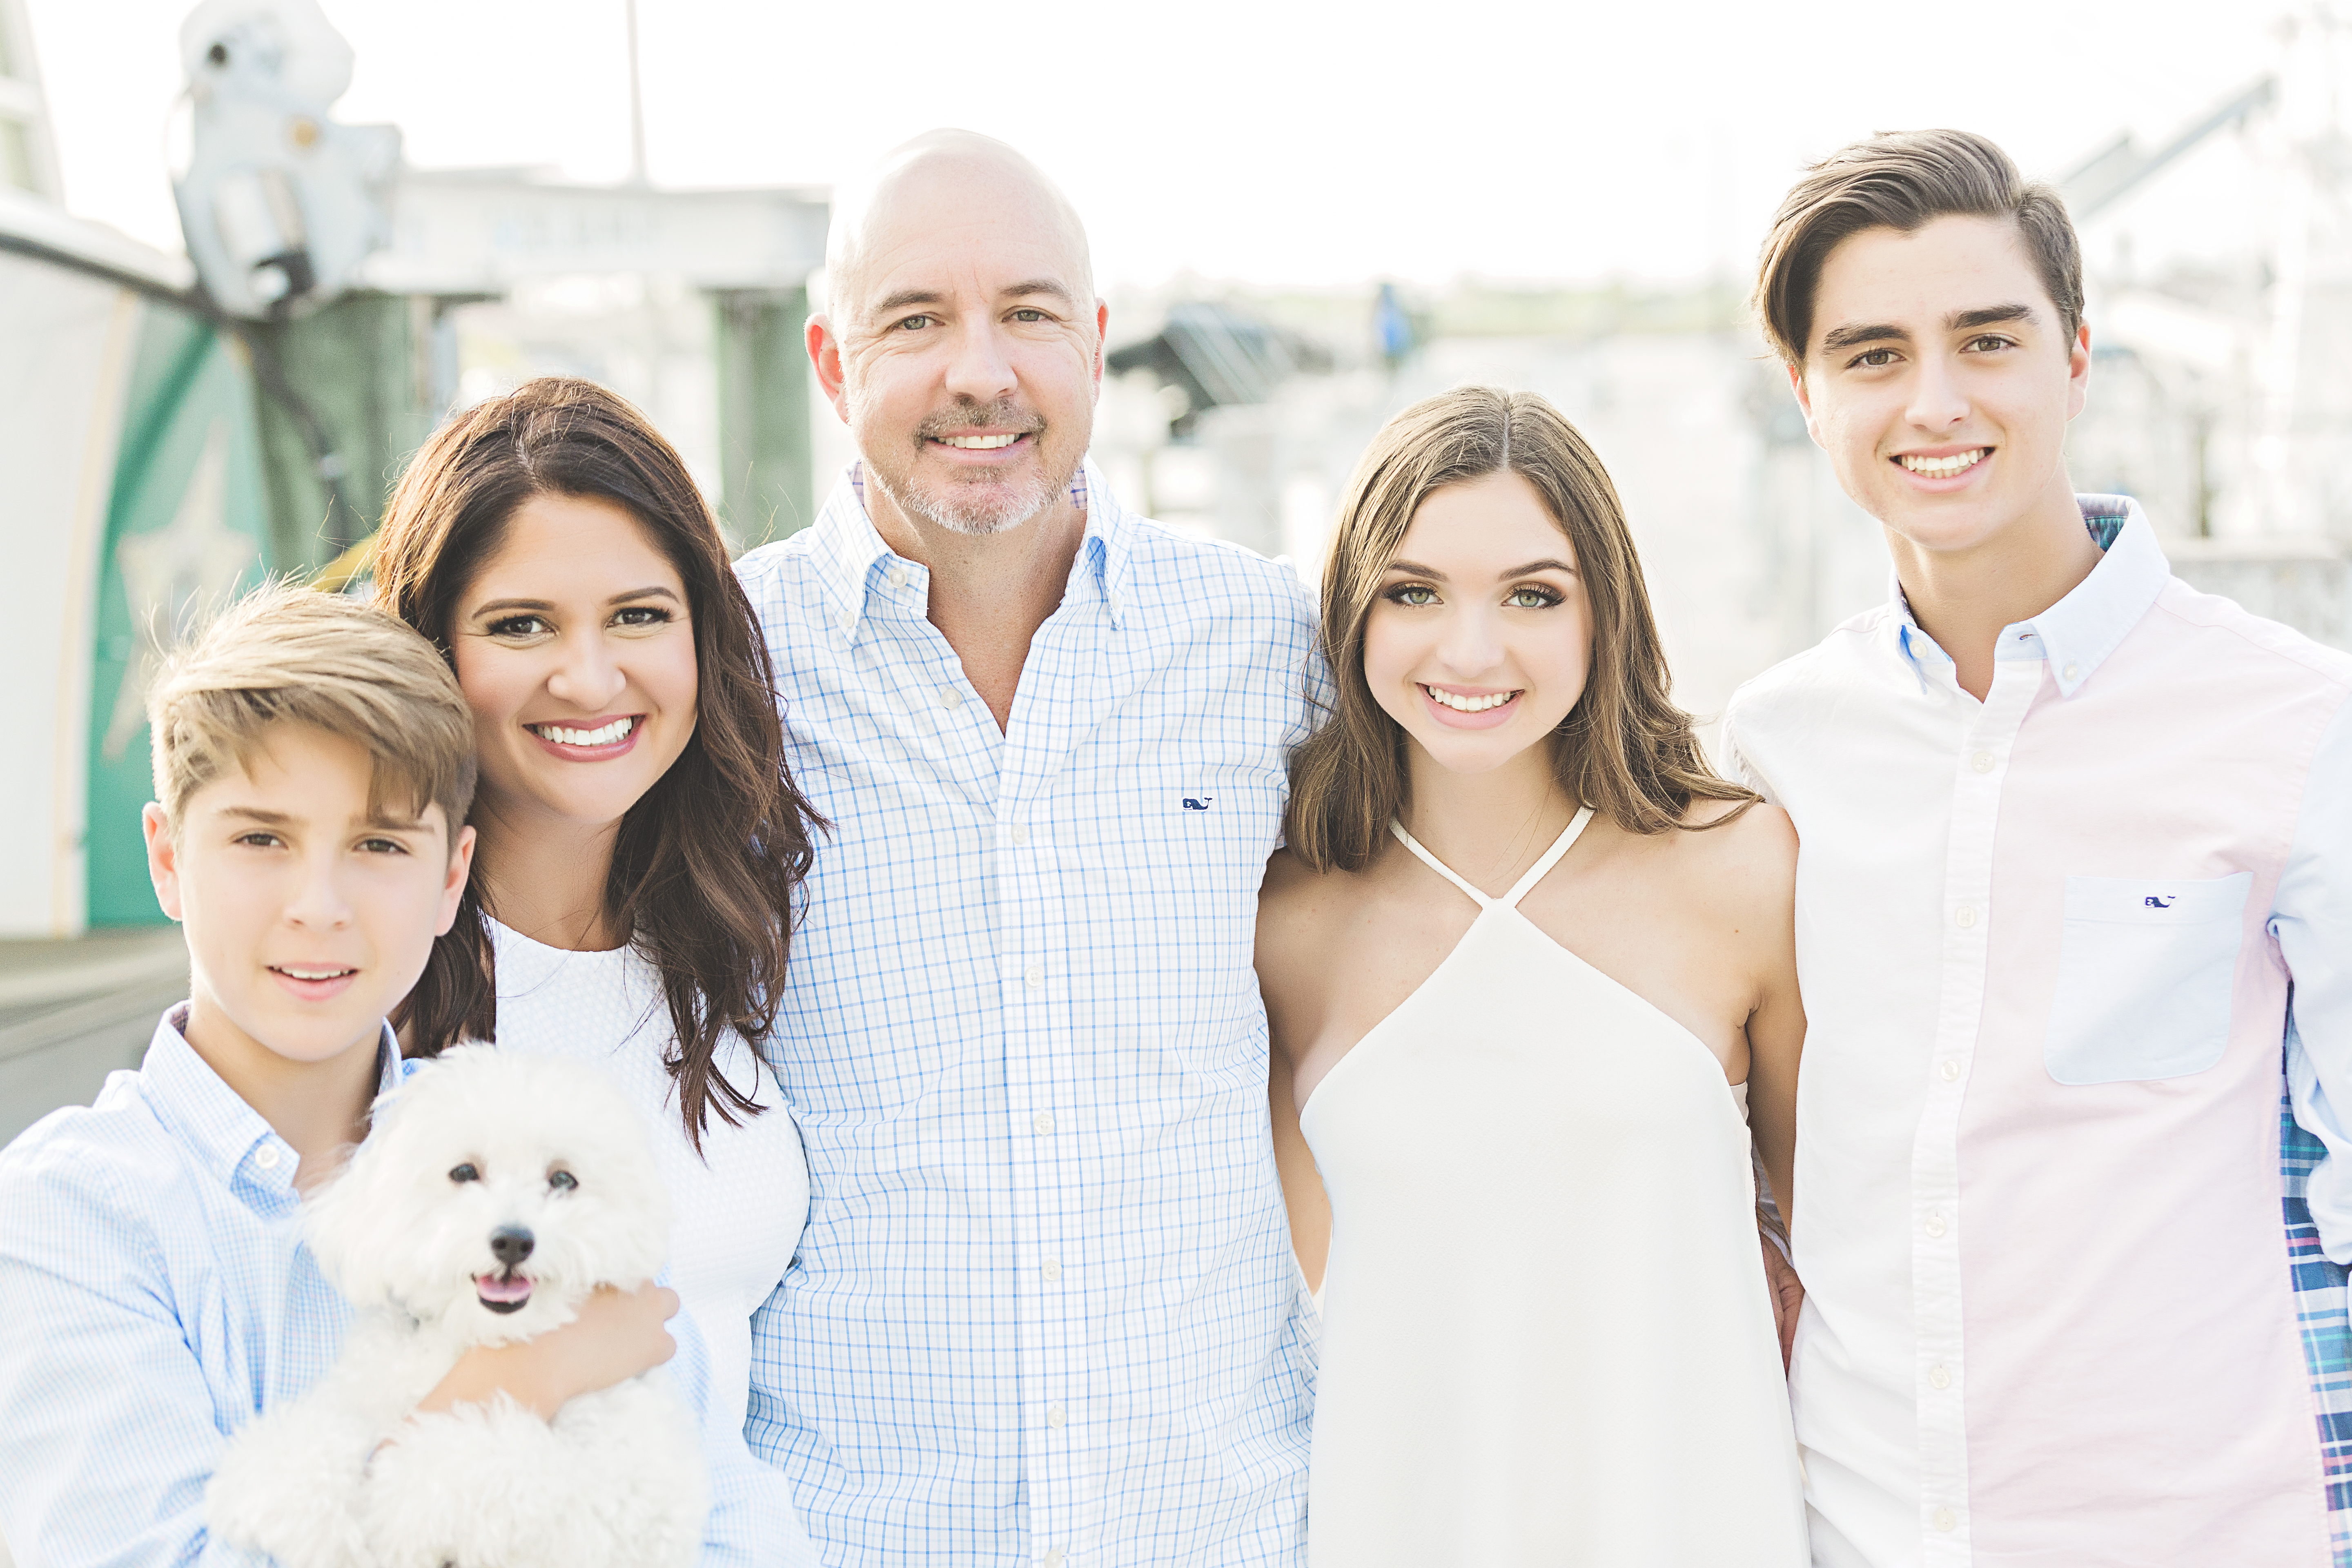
{"left": 0, "top": 590, "right": 771, "bottom": 1564}
{"left": 1724, "top": 129, "right": 2352, "bottom": 1568}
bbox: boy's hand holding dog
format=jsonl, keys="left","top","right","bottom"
{"left": 413, "top": 1281, "right": 679, "bottom": 1421}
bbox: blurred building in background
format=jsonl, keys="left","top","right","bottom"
{"left": 0, "top": 0, "right": 828, "bottom": 1155}
{"left": 1092, "top": 7, "right": 2352, "bottom": 716}
{"left": 0, "top": 0, "right": 2348, "bottom": 1162}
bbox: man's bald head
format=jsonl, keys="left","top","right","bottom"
{"left": 824, "top": 129, "right": 1095, "bottom": 328}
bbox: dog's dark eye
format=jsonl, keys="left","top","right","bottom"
{"left": 547, "top": 1169, "right": 578, "bottom": 1192}
{"left": 448, "top": 1163, "right": 480, "bottom": 1184}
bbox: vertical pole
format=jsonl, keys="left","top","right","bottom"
{"left": 715, "top": 287, "right": 814, "bottom": 550}
{"left": 625, "top": 0, "right": 648, "bottom": 187}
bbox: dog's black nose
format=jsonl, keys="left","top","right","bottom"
{"left": 489, "top": 1225, "right": 535, "bottom": 1266}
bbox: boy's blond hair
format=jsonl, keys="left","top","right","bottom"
{"left": 149, "top": 583, "right": 476, "bottom": 842}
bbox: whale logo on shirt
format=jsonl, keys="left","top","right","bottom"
{"left": 2144, "top": 895, "right": 2176, "bottom": 908}
{"left": 1182, "top": 797, "right": 1214, "bottom": 811}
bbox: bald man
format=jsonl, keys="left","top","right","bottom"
{"left": 735, "top": 131, "right": 1320, "bottom": 1566}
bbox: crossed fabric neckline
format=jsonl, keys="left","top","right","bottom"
{"left": 1387, "top": 806, "right": 1596, "bottom": 911}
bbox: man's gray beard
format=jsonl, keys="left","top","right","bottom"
{"left": 854, "top": 390, "right": 1085, "bottom": 537}
{"left": 878, "top": 461, "right": 1062, "bottom": 537}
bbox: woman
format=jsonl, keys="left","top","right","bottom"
{"left": 1258, "top": 387, "right": 1809, "bottom": 1564}
{"left": 372, "top": 376, "right": 820, "bottom": 1457}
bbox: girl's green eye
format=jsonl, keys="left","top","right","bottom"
{"left": 1508, "top": 587, "right": 1558, "bottom": 609}
{"left": 1391, "top": 585, "right": 1437, "bottom": 606}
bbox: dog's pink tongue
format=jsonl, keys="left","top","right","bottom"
{"left": 475, "top": 1272, "right": 533, "bottom": 1303}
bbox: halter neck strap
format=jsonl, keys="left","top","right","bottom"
{"left": 1388, "top": 806, "right": 1596, "bottom": 913}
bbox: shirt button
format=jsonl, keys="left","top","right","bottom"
{"left": 1024, "top": 964, "right": 1044, "bottom": 988}
{"left": 1042, "top": 1550, "right": 1066, "bottom": 1568}
{"left": 1107, "top": 592, "right": 1124, "bottom": 617}
{"left": 1047, "top": 1403, "right": 1066, "bottom": 1429}
{"left": 1924, "top": 1212, "right": 1947, "bottom": 1238}
{"left": 838, "top": 611, "right": 857, "bottom": 634}
{"left": 1929, "top": 1364, "right": 1953, "bottom": 1390}
{"left": 1011, "top": 822, "right": 1029, "bottom": 847}
{"left": 887, "top": 564, "right": 909, "bottom": 589}
{"left": 1954, "top": 905, "right": 1978, "bottom": 929}
{"left": 1970, "top": 750, "right": 1994, "bottom": 773}
{"left": 1933, "top": 1506, "right": 1958, "bottom": 1532}
{"left": 937, "top": 685, "right": 962, "bottom": 709}
{"left": 253, "top": 1144, "right": 281, "bottom": 1171}
{"left": 1033, "top": 1111, "right": 1055, "bottom": 1135}
{"left": 2063, "top": 662, "right": 2082, "bottom": 682}
{"left": 1940, "top": 1058, "right": 1962, "bottom": 1082}
{"left": 1042, "top": 1258, "right": 1062, "bottom": 1282}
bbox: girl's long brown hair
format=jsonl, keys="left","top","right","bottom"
{"left": 1285, "top": 385, "right": 1753, "bottom": 872}
{"left": 374, "top": 376, "right": 822, "bottom": 1150}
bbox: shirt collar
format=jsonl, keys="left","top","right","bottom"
{"left": 1892, "top": 494, "right": 2169, "bottom": 698}
{"left": 140, "top": 1004, "right": 401, "bottom": 1203}
{"left": 805, "top": 457, "right": 1137, "bottom": 638}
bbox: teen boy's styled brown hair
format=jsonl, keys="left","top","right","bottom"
{"left": 1753, "top": 129, "right": 2084, "bottom": 365}
{"left": 1284, "top": 385, "right": 1753, "bottom": 873}
{"left": 374, "top": 376, "right": 821, "bottom": 1149}
{"left": 149, "top": 583, "right": 476, "bottom": 839}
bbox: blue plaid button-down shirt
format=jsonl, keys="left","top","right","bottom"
{"left": 0, "top": 1007, "right": 797, "bottom": 1566}
{"left": 739, "top": 462, "right": 1322, "bottom": 1567}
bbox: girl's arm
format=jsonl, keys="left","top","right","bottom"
{"left": 1734, "top": 805, "right": 1806, "bottom": 1365}
{"left": 1257, "top": 851, "right": 1332, "bottom": 1295}
{"left": 1267, "top": 1041, "right": 1331, "bottom": 1294}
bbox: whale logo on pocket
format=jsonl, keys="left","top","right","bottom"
{"left": 2046, "top": 872, "right": 2250, "bottom": 1085}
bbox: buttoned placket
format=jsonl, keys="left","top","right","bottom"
{"left": 1909, "top": 644, "right": 2042, "bottom": 1566}
{"left": 993, "top": 545, "right": 1122, "bottom": 1568}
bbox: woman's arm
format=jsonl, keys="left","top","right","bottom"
{"left": 408, "top": 1280, "right": 679, "bottom": 1421}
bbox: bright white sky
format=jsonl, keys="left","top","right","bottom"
{"left": 21, "top": 0, "right": 2297, "bottom": 288}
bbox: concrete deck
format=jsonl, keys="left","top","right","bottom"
{"left": 0, "top": 927, "right": 188, "bottom": 1146}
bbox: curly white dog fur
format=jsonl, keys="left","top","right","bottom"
{"left": 206, "top": 1047, "right": 706, "bottom": 1568}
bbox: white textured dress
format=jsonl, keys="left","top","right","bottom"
{"left": 487, "top": 918, "right": 810, "bottom": 1440}
{"left": 1298, "top": 811, "right": 1809, "bottom": 1566}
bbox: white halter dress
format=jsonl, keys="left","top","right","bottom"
{"left": 1298, "top": 809, "right": 1809, "bottom": 1566}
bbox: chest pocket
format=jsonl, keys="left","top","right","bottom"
{"left": 2044, "top": 872, "right": 2252, "bottom": 1085}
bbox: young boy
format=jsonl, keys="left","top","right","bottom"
{"left": 1723, "top": 130, "right": 2352, "bottom": 1568}
{"left": 0, "top": 588, "right": 782, "bottom": 1564}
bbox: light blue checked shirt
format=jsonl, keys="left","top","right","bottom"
{"left": 738, "top": 461, "right": 1322, "bottom": 1567}
{"left": 0, "top": 1007, "right": 798, "bottom": 1567}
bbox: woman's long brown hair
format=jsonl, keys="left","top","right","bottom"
{"left": 1285, "top": 385, "right": 1753, "bottom": 872}
{"left": 374, "top": 376, "right": 822, "bottom": 1150}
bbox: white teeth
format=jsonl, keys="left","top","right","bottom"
{"left": 1897, "top": 448, "right": 1989, "bottom": 477}
{"left": 938, "top": 433, "right": 1022, "bottom": 449}
{"left": 533, "top": 717, "right": 636, "bottom": 747}
{"left": 1425, "top": 686, "right": 1518, "bottom": 713}
{"left": 279, "top": 967, "right": 352, "bottom": 981}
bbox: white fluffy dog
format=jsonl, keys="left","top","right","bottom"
{"left": 206, "top": 1047, "right": 706, "bottom": 1568}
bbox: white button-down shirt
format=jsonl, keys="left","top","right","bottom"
{"left": 1723, "top": 498, "right": 2352, "bottom": 1568}
{"left": 738, "top": 463, "right": 1322, "bottom": 1567}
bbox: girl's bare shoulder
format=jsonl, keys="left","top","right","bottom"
{"left": 1667, "top": 796, "right": 1797, "bottom": 915}
{"left": 1258, "top": 847, "right": 1356, "bottom": 948}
